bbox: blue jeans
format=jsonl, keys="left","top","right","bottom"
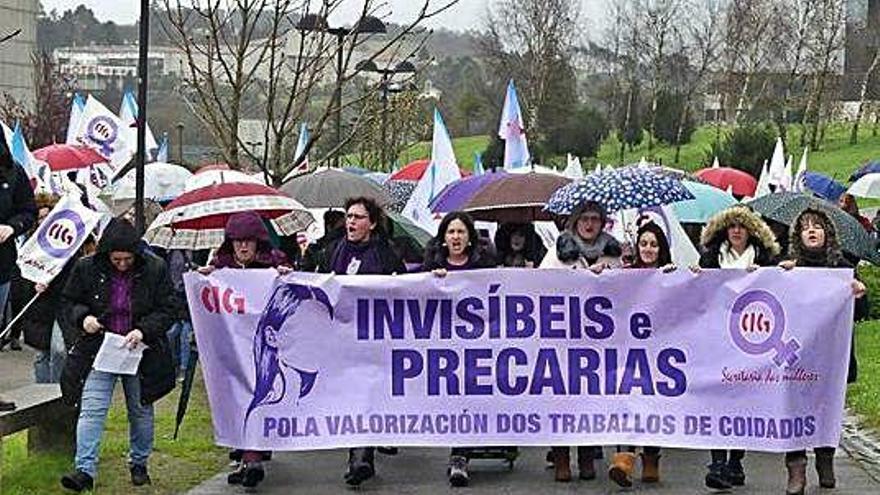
{"left": 75, "top": 370, "right": 154, "bottom": 477}
{"left": 34, "top": 321, "right": 66, "bottom": 383}
{"left": 166, "top": 320, "right": 193, "bottom": 372}
{"left": 0, "top": 281, "right": 10, "bottom": 327}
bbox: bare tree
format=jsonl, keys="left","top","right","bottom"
{"left": 481, "top": 0, "right": 579, "bottom": 142}
{"left": 162, "top": 0, "right": 456, "bottom": 185}
{"left": 773, "top": 0, "right": 814, "bottom": 141}
{"left": 673, "top": 0, "right": 724, "bottom": 164}
{"left": 801, "top": 0, "right": 845, "bottom": 150}
{"left": 631, "top": 0, "right": 683, "bottom": 154}
{"left": 723, "top": 0, "right": 778, "bottom": 124}
{"left": 0, "top": 52, "right": 74, "bottom": 147}
{"left": 850, "top": 18, "right": 880, "bottom": 144}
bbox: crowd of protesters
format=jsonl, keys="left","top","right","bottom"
{"left": 0, "top": 140, "right": 866, "bottom": 495}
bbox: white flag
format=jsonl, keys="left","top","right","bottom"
{"left": 119, "top": 90, "right": 158, "bottom": 153}
{"left": 609, "top": 205, "right": 700, "bottom": 268}
{"left": 755, "top": 160, "right": 771, "bottom": 198}
{"left": 793, "top": 148, "right": 808, "bottom": 193}
{"left": 402, "top": 109, "right": 461, "bottom": 234}
{"left": 74, "top": 95, "right": 134, "bottom": 173}
{"left": 767, "top": 137, "right": 787, "bottom": 189}
{"left": 65, "top": 93, "right": 86, "bottom": 145}
{"left": 17, "top": 194, "right": 105, "bottom": 285}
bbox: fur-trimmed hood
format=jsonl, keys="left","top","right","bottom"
{"left": 700, "top": 205, "right": 781, "bottom": 256}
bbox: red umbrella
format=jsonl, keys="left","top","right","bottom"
{"left": 694, "top": 167, "right": 758, "bottom": 197}
{"left": 33, "top": 144, "right": 106, "bottom": 171}
{"left": 144, "top": 182, "right": 314, "bottom": 249}
{"left": 390, "top": 159, "right": 471, "bottom": 181}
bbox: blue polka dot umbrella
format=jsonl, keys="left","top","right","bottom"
{"left": 544, "top": 166, "right": 695, "bottom": 216}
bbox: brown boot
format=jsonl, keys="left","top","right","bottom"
{"left": 815, "top": 449, "right": 836, "bottom": 488}
{"left": 786, "top": 456, "right": 807, "bottom": 495}
{"left": 577, "top": 447, "right": 597, "bottom": 480}
{"left": 552, "top": 448, "right": 572, "bottom": 482}
{"left": 608, "top": 452, "right": 636, "bottom": 488}
{"left": 641, "top": 452, "right": 660, "bottom": 483}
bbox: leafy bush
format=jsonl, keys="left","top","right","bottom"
{"left": 654, "top": 91, "right": 696, "bottom": 146}
{"left": 707, "top": 123, "right": 777, "bottom": 177}
{"left": 543, "top": 105, "right": 609, "bottom": 158}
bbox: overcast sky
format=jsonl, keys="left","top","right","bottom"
{"left": 41, "top": 0, "right": 608, "bottom": 34}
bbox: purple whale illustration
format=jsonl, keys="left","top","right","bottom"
{"left": 244, "top": 283, "right": 333, "bottom": 427}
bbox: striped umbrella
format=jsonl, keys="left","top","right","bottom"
{"left": 144, "top": 182, "right": 314, "bottom": 249}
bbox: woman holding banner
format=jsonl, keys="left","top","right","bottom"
{"left": 695, "top": 205, "right": 781, "bottom": 490}
{"left": 540, "top": 200, "right": 622, "bottom": 482}
{"left": 58, "top": 218, "right": 176, "bottom": 492}
{"left": 422, "top": 211, "right": 499, "bottom": 487}
{"left": 779, "top": 208, "right": 868, "bottom": 495}
{"left": 317, "top": 197, "right": 404, "bottom": 487}
{"left": 198, "top": 211, "right": 290, "bottom": 490}
{"left": 605, "top": 220, "right": 675, "bottom": 488}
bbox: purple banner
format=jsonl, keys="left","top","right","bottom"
{"left": 185, "top": 268, "right": 855, "bottom": 452}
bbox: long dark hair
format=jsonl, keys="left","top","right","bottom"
{"left": 632, "top": 221, "right": 672, "bottom": 268}
{"left": 494, "top": 222, "right": 546, "bottom": 267}
{"left": 424, "top": 211, "right": 481, "bottom": 267}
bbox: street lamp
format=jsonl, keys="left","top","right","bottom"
{"left": 296, "top": 14, "right": 387, "bottom": 168}
{"left": 357, "top": 60, "right": 417, "bottom": 170}
{"left": 176, "top": 122, "right": 185, "bottom": 163}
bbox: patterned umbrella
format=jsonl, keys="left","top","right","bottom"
{"left": 545, "top": 166, "right": 694, "bottom": 216}
{"left": 382, "top": 179, "right": 418, "bottom": 213}
{"left": 184, "top": 165, "right": 263, "bottom": 192}
{"left": 670, "top": 180, "right": 738, "bottom": 223}
{"left": 745, "top": 192, "right": 880, "bottom": 264}
{"left": 429, "top": 171, "right": 508, "bottom": 213}
{"left": 280, "top": 167, "right": 392, "bottom": 208}
{"left": 462, "top": 173, "right": 572, "bottom": 222}
{"left": 694, "top": 167, "right": 758, "bottom": 197}
{"left": 144, "top": 182, "right": 314, "bottom": 250}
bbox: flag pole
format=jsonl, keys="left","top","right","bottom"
{"left": 0, "top": 293, "right": 40, "bottom": 341}
{"left": 135, "top": 0, "right": 150, "bottom": 234}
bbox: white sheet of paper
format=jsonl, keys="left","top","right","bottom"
{"left": 92, "top": 333, "right": 147, "bottom": 375}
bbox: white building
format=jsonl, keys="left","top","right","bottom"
{"left": 0, "top": 0, "right": 38, "bottom": 106}
{"left": 53, "top": 45, "right": 186, "bottom": 91}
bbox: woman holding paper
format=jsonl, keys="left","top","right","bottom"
{"left": 58, "top": 218, "right": 176, "bottom": 493}
{"left": 540, "top": 200, "right": 622, "bottom": 483}
{"left": 197, "top": 210, "right": 290, "bottom": 490}
{"left": 779, "top": 208, "right": 868, "bottom": 495}
{"left": 423, "top": 211, "right": 499, "bottom": 487}
{"left": 695, "top": 205, "right": 781, "bottom": 490}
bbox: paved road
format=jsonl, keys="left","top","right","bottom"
{"left": 189, "top": 446, "right": 880, "bottom": 494}
{"left": 0, "top": 345, "right": 37, "bottom": 391}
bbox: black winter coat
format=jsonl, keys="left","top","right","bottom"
{"left": 0, "top": 164, "right": 36, "bottom": 282}
{"left": 59, "top": 251, "right": 177, "bottom": 407}
{"left": 318, "top": 236, "right": 405, "bottom": 275}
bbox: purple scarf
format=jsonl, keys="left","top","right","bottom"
{"left": 108, "top": 270, "right": 133, "bottom": 335}
{"left": 330, "top": 238, "right": 387, "bottom": 275}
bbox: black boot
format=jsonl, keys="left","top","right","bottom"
{"left": 705, "top": 461, "right": 732, "bottom": 490}
{"left": 448, "top": 455, "right": 470, "bottom": 487}
{"left": 726, "top": 457, "right": 746, "bottom": 486}
{"left": 242, "top": 461, "right": 265, "bottom": 488}
{"left": 61, "top": 471, "right": 94, "bottom": 492}
{"left": 130, "top": 464, "right": 151, "bottom": 486}
{"left": 344, "top": 448, "right": 375, "bottom": 486}
{"left": 815, "top": 448, "right": 836, "bottom": 489}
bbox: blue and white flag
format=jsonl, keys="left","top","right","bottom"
{"left": 65, "top": 93, "right": 86, "bottom": 145}
{"left": 155, "top": 132, "right": 169, "bottom": 163}
{"left": 473, "top": 152, "right": 484, "bottom": 176}
{"left": 402, "top": 109, "right": 461, "bottom": 234}
{"left": 119, "top": 90, "right": 158, "bottom": 153}
{"left": 498, "top": 80, "right": 530, "bottom": 170}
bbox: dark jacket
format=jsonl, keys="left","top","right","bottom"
{"left": 420, "top": 238, "right": 496, "bottom": 271}
{"left": 210, "top": 211, "right": 288, "bottom": 269}
{"left": 319, "top": 235, "right": 404, "bottom": 275}
{"left": 301, "top": 227, "right": 344, "bottom": 272}
{"left": 0, "top": 162, "right": 36, "bottom": 283}
{"left": 59, "top": 219, "right": 177, "bottom": 407}
{"left": 15, "top": 257, "right": 78, "bottom": 350}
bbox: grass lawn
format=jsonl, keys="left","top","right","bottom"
{"left": 1, "top": 371, "right": 226, "bottom": 494}
{"left": 847, "top": 320, "right": 880, "bottom": 430}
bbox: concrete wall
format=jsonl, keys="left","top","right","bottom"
{"left": 0, "top": 0, "right": 38, "bottom": 107}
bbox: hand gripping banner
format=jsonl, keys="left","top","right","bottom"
{"left": 185, "top": 268, "right": 855, "bottom": 452}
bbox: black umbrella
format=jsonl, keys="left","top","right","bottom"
{"left": 280, "top": 168, "right": 392, "bottom": 208}
{"left": 173, "top": 341, "right": 199, "bottom": 440}
{"left": 745, "top": 192, "right": 880, "bottom": 264}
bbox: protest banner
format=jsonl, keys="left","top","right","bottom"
{"left": 17, "top": 194, "right": 103, "bottom": 285}
{"left": 185, "top": 268, "right": 854, "bottom": 452}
